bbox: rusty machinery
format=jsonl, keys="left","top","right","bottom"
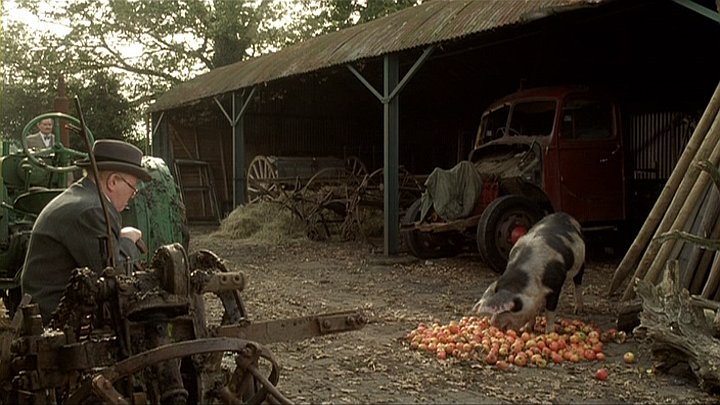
{"left": 0, "top": 244, "right": 367, "bottom": 404}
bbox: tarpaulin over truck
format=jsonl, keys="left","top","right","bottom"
{"left": 420, "top": 161, "right": 483, "bottom": 221}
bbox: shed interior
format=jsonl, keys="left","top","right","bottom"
{"left": 161, "top": 0, "right": 719, "bottom": 219}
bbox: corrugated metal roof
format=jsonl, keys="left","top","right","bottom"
{"left": 150, "top": 0, "right": 610, "bottom": 112}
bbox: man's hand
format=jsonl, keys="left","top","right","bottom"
{"left": 120, "top": 226, "right": 142, "bottom": 243}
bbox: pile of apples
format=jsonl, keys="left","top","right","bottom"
{"left": 406, "top": 316, "right": 624, "bottom": 370}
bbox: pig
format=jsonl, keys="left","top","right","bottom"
{"left": 471, "top": 212, "right": 585, "bottom": 332}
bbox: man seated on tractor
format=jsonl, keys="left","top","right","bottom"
{"left": 20, "top": 139, "right": 151, "bottom": 324}
{"left": 26, "top": 118, "right": 56, "bottom": 149}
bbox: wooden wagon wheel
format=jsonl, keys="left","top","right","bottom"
{"left": 359, "top": 168, "right": 384, "bottom": 204}
{"left": 302, "top": 167, "right": 341, "bottom": 193}
{"left": 398, "top": 166, "right": 424, "bottom": 207}
{"left": 302, "top": 161, "right": 365, "bottom": 240}
{"left": 345, "top": 156, "right": 368, "bottom": 183}
{"left": 246, "top": 155, "right": 278, "bottom": 204}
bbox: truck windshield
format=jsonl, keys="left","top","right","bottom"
{"left": 507, "top": 100, "right": 557, "bottom": 137}
{"left": 479, "top": 104, "right": 511, "bottom": 144}
{"left": 478, "top": 100, "right": 557, "bottom": 145}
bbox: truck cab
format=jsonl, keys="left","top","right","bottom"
{"left": 472, "top": 86, "right": 626, "bottom": 225}
{"left": 403, "top": 86, "right": 633, "bottom": 273}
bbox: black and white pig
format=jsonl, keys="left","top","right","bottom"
{"left": 471, "top": 212, "right": 585, "bottom": 332}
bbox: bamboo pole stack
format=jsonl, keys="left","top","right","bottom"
{"left": 609, "top": 81, "right": 720, "bottom": 300}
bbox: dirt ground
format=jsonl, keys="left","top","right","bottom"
{"left": 190, "top": 224, "right": 719, "bottom": 404}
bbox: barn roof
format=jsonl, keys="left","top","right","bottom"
{"left": 149, "top": 0, "right": 612, "bottom": 112}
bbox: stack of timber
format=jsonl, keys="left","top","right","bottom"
{"left": 610, "top": 81, "right": 720, "bottom": 301}
{"left": 610, "top": 82, "right": 720, "bottom": 393}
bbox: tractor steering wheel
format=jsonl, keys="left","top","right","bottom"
{"left": 21, "top": 113, "right": 94, "bottom": 174}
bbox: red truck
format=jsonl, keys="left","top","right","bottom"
{"left": 402, "top": 85, "right": 682, "bottom": 273}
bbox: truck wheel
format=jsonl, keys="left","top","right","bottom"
{"left": 476, "top": 195, "right": 544, "bottom": 273}
{"left": 401, "top": 199, "right": 461, "bottom": 259}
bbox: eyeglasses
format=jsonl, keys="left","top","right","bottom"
{"left": 117, "top": 175, "right": 139, "bottom": 199}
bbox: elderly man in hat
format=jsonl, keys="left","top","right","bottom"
{"left": 21, "top": 139, "right": 152, "bottom": 324}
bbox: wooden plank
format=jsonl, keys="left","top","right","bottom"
{"left": 404, "top": 214, "right": 481, "bottom": 233}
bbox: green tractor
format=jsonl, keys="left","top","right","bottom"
{"left": 0, "top": 112, "right": 188, "bottom": 314}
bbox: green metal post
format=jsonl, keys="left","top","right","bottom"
{"left": 233, "top": 92, "right": 247, "bottom": 206}
{"left": 384, "top": 54, "right": 400, "bottom": 255}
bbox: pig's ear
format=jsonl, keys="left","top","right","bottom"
{"left": 471, "top": 299, "right": 484, "bottom": 314}
{"left": 474, "top": 290, "right": 516, "bottom": 314}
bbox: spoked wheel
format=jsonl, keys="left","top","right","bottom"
{"left": 363, "top": 166, "right": 423, "bottom": 209}
{"left": 302, "top": 167, "right": 342, "bottom": 193}
{"left": 246, "top": 155, "right": 278, "bottom": 204}
{"left": 362, "top": 168, "right": 385, "bottom": 204}
{"left": 476, "top": 195, "right": 545, "bottom": 273}
{"left": 300, "top": 168, "right": 351, "bottom": 241}
{"left": 63, "top": 338, "right": 292, "bottom": 405}
{"left": 345, "top": 156, "right": 367, "bottom": 184}
{"left": 398, "top": 167, "right": 424, "bottom": 209}
{"left": 401, "top": 199, "right": 463, "bottom": 259}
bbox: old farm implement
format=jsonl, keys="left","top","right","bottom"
{"left": 245, "top": 155, "right": 368, "bottom": 204}
{"left": 245, "top": 155, "right": 424, "bottom": 241}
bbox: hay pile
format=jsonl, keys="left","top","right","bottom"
{"left": 210, "top": 202, "right": 306, "bottom": 243}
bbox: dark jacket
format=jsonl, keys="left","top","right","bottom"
{"left": 20, "top": 177, "right": 138, "bottom": 323}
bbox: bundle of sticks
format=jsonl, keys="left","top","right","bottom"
{"left": 610, "top": 81, "right": 720, "bottom": 301}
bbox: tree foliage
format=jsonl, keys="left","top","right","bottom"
{"left": 2, "top": 0, "right": 421, "bottom": 142}
{"left": 1, "top": 17, "right": 60, "bottom": 128}
{"left": 1, "top": 70, "right": 137, "bottom": 145}
{"left": 1, "top": 1, "right": 140, "bottom": 142}
{"left": 69, "top": 71, "right": 138, "bottom": 143}
{"left": 32, "top": 0, "right": 325, "bottom": 104}
{"left": 317, "top": 0, "right": 422, "bottom": 30}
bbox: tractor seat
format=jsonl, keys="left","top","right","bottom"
{"left": 13, "top": 188, "right": 64, "bottom": 216}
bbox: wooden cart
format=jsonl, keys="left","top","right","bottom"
{"left": 245, "top": 155, "right": 367, "bottom": 204}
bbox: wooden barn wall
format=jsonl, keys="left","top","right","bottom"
{"left": 243, "top": 114, "right": 361, "bottom": 164}
{"left": 628, "top": 112, "right": 699, "bottom": 181}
